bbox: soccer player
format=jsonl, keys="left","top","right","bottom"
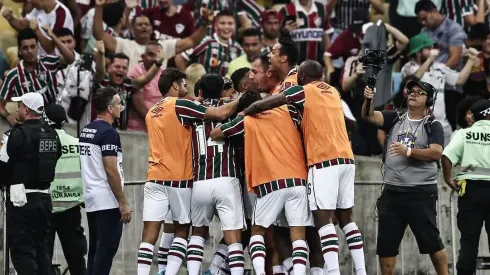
{"left": 210, "top": 91, "right": 313, "bottom": 275}
{"left": 242, "top": 60, "right": 366, "bottom": 275}
{"left": 268, "top": 37, "right": 299, "bottom": 95}
{"left": 171, "top": 73, "right": 246, "bottom": 275}
{"left": 137, "top": 68, "right": 240, "bottom": 275}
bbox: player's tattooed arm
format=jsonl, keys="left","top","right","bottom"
{"left": 242, "top": 94, "right": 287, "bottom": 116}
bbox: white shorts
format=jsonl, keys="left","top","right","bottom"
{"left": 142, "top": 182, "right": 191, "bottom": 224}
{"left": 308, "top": 164, "right": 355, "bottom": 210}
{"left": 191, "top": 177, "right": 246, "bottom": 231}
{"left": 253, "top": 186, "right": 313, "bottom": 228}
{"left": 242, "top": 180, "right": 256, "bottom": 221}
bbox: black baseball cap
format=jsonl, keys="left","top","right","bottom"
{"left": 470, "top": 99, "right": 490, "bottom": 121}
{"left": 350, "top": 9, "right": 369, "bottom": 35}
{"left": 406, "top": 79, "right": 436, "bottom": 98}
{"left": 44, "top": 104, "right": 68, "bottom": 125}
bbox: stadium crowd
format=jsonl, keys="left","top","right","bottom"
{"left": 1, "top": 0, "right": 490, "bottom": 274}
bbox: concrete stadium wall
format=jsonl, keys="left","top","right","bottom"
{"left": 0, "top": 120, "right": 487, "bottom": 275}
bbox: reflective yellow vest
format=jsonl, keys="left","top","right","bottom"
{"left": 50, "top": 129, "right": 83, "bottom": 213}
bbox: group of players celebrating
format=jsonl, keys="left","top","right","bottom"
{"left": 136, "top": 36, "right": 366, "bottom": 275}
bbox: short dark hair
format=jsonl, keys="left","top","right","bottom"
{"left": 200, "top": 73, "right": 224, "bottom": 99}
{"left": 53, "top": 28, "right": 74, "bottom": 38}
{"left": 258, "top": 50, "right": 270, "bottom": 72}
{"left": 230, "top": 67, "right": 250, "bottom": 91}
{"left": 414, "top": 0, "right": 438, "bottom": 14}
{"left": 132, "top": 14, "right": 150, "bottom": 26}
{"left": 278, "top": 37, "right": 299, "bottom": 66}
{"left": 457, "top": 95, "right": 483, "bottom": 128}
{"left": 237, "top": 91, "right": 262, "bottom": 113}
{"left": 158, "top": 68, "right": 187, "bottom": 96}
{"left": 215, "top": 10, "right": 235, "bottom": 21}
{"left": 194, "top": 79, "right": 202, "bottom": 94}
{"left": 103, "top": 0, "right": 125, "bottom": 27}
{"left": 109, "top": 52, "right": 130, "bottom": 64}
{"left": 17, "top": 29, "right": 37, "bottom": 48}
{"left": 243, "top": 28, "right": 262, "bottom": 40}
{"left": 93, "top": 87, "right": 118, "bottom": 114}
{"left": 147, "top": 41, "right": 162, "bottom": 49}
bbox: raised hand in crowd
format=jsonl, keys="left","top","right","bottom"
{"left": 94, "top": 40, "right": 105, "bottom": 54}
{"left": 41, "top": 24, "right": 55, "bottom": 38}
{"left": 29, "top": 18, "right": 38, "bottom": 31}
{"left": 125, "top": 0, "right": 138, "bottom": 10}
{"left": 2, "top": 8, "right": 13, "bottom": 21}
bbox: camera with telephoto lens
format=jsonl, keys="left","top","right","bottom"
{"left": 358, "top": 49, "right": 386, "bottom": 88}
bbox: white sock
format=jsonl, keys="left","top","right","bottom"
{"left": 228, "top": 243, "right": 245, "bottom": 275}
{"left": 343, "top": 222, "right": 367, "bottom": 275}
{"left": 291, "top": 240, "right": 308, "bottom": 275}
{"left": 187, "top": 236, "right": 205, "bottom": 275}
{"left": 137, "top": 242, "right": 154, "bottom": 275}
{"left": 282, "top": 258, "right": 293, "bottom": 275}
{"left": 165, "top": 237, "right": 187, "bottom": 275}
{"left": 208, "top": 243, "right": 228, "bottom": 273}
{"left": 310, "top": 267, "right": 323, "bottom": 275}
{"left": 158, "top": 232, "right": 174, "bottom": 272}
{"left": 318, "top": 224, "right": 340, "bottom": 275}
{"left": 273, "top": 265, "right": 287, "bottom": 274}
{"left": 249, "top": 235, "right": 266, "bottom": 275}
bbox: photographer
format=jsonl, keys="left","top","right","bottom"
{"left": 340, "top": 22, "right": 408, "bottom": 156}
{"left": 442, "top": 99, "right": 490, "bottom": 275}
{"left": 361, "top": 80, "right": 449, "bottom": 275}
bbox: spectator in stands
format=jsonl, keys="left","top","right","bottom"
{"left": 441, "top": 0, "right": 485, "bottom": 29}
{"left": 227, "top": 28, "right": 263, "bottom": 77}
{"left": 260, "top": 9, "right": 280, "bottom": 52}
{"left": 415, "top": 0, "right": 467, "bottom": 70}
{"left": 139, "top": 0, "right": 195, "bottom": 41}
{"left": 452, "top": 95, "right": 484, "bottom": 138}
{"left": 92, "top": 40, "right": 163, "bottom": 130}
{"left": 401, "top": 33, "right": 478, "bottom": 146}
{"left": 55, "top": 28, "right": 94, "bottom": 129}
{"left": 175, "top": 10, "right": 243, "bottom": 77}
{"left": 0, "top": 29, "right": 75, "bottom": 126}
{"left": 192, "top": 0, "right": 263, "bottom": 32}
{"left": 1, "top": 0, "right": 74, "bottom": 55}
{"left": 388, "top": 0, "right": 423, "bottom": 39}
{"left": 81, "top": 1, "right": 126, "bottom": 54}
{"left": 464, "top": 24, "right": 490, "bottom": 99}
{"left": 127, "top": 41, "right": 168, "bottom": 131}
{"left": 324, "top": 9, "right": 368, "bottom": 85}
{"left": 330, "top": 0, "right": 384, "bottom": 31}
{"left": 94, "top": 0, "right": 213, "bottom": 68}
{"left": 280, "top": 0, "right": 333, "bottom": 66}
{"left": 185, "top": 63, "right": 206, "bottom": 98}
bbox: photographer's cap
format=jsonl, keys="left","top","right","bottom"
{"left": 408, "top": 33, "right": 435, "bottom": 55}
{"left": 11, "top": 93, "right": 44, "bottom": 114}
{"left": 350, "top": 9, "right": 369, "bottom": 34}
{"left": 406, "top": 79, "right": 436, "bottom": 98}
{"left": 470, "top": 99, "right": 490, "bottom": 121}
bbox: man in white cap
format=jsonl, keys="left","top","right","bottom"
{"left": 1, "top": 92, "right": 62, "bottom": 275}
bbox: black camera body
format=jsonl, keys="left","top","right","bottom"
{"left": 359, "top": 49, "right": 386, "bottom": 88}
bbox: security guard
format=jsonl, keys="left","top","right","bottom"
{"left": 442, "top": 99, "right": 490, "bottom": 275}
{"left": 3, "top": 93, "right": 61, "bottom": 275}
{"left": 43, "top": 104, "right": 87, "bottom": 275}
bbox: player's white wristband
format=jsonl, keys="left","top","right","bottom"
{"left": 406, "top": 147, "right": 412, "bottom": 157}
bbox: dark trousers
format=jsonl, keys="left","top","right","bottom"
{"left": 86, "top": 208, "right": 123, "bottom": 275}
{"left": 48, "top": 205, "right": 88, "bottom": 275}
{"left": 457, "top": 180, "right": 490, "bottom": 275}
{"left": 7, "top": 193, "right": 52, "bottom": 275}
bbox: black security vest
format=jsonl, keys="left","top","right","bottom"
{"left": 18, "top": 122, "right": 60, "bottom": 189}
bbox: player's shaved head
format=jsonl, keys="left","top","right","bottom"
{"left": 298, "top": 60, "right": 323, "bottom": 85}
